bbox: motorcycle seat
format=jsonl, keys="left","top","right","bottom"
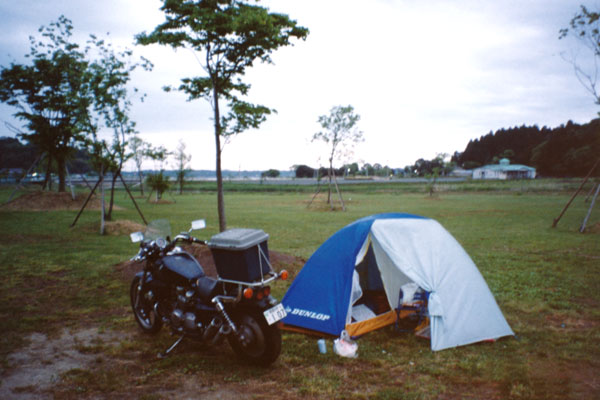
{"left": 196, "top": 276, "right": 219, "bottom": 301}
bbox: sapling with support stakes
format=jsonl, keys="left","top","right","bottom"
{"left": 310, "top": 105, "right": 364, "bottom": 211}
{"left": 552, "top": 157, "right": 600, "bottom": 228}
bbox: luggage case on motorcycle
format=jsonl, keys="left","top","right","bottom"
{"left": 208, "top": 228, "right": 270, "bottom": 282}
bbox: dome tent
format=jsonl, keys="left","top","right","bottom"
{"left": 281, "top": 213, "right": 514, "bottom": 351}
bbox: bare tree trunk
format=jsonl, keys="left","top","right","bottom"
{"left": 327, "top": 160, "right": 333, "bottom": 207}
{"left": 106, "top": 171, "right": 119, "bottom": 221}
{"left": 138, "top": 170, "right": 145, "bottom": 196}
{"left": 57, "top": 156, "right": 66, "bottom": 193}
{"left": 100, "top": 167, "right": 106, "bottom": 235}
{"left": 43, "top": 155, "right": 52, "bottom": 191}
{"left": 212, "top": 82, "right": 227, "bottom": 232}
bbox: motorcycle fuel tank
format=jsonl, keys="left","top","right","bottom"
{"left": 158, "top": 251, "right": 205, "bottom": 285}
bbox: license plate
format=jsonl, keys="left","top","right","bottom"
{"left": 263, "top": 303, "right": 287, "bottom": 325}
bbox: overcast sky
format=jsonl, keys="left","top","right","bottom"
{"left": 0, "top": 0, "right": 598, "bottom": 171}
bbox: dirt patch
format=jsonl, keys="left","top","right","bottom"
{"left": 0, "top": 328, "right": 126, "bottom": 400}
{"left": 147, "top": 199, "right": 175, "bottom": 204}
{"left": 1, "top": 191, "right": 123, "bottom": 212}
{"left": 585, "top": 221, "right": 600, "bottom": 234}
{"left": 75, "top": 219, "right": 147, "bottom": 237}
{"left": 545, "top": 313, "right": 599, "bottom": 332}
{"left": 114, "top": 245, "right": 305, "bottom": 281}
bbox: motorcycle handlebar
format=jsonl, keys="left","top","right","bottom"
{"left": 173, "top": 233, "right": 206, "bottom": 245}
{"left": 130, "top": 235, "right": 207, "bottom": 261}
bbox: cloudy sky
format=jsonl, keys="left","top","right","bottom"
{"left": 0, "top": 0, "right": 598, "bottom": 171}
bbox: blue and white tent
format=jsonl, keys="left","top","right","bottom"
{"left": 282, "top": 213, "right": 514, "bottom": 351}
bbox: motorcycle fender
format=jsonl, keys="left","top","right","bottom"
{"left": 236, "top": 297, "right": 278, "bottom": 316}
{"left": 135, "top": 271, "right": 167, "bottom": 293}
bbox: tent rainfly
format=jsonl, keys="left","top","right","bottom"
{"left": 281, "top": 213, "right": 514, "bottom": 351}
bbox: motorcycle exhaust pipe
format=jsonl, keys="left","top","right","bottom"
{"left": 202, "top": 317, "right": 222, "bottom": 342}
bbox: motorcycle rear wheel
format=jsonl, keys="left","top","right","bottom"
{"left": 228, "top": 310, "right": 282, "bottom": 366}
{"left": 130, "top": 275, "right": 162, "bottom": 334}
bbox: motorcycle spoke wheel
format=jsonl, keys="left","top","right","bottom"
{"left": 228, "top": 310, "right": 281, "bottom": 366}
{"left": 130, "top": 276, "right": 162, "bottom": 334}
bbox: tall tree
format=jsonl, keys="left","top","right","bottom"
{"left": 0, "top": 16, "right": 150, "bottom": 193}
{"left": 312, "top": 105, "right": 363, "bottom": 209}
{"left": 560, "top": 5, "right": 600, "bottom": 107}
{"left": 136, "top": 0, "right": 308, "bottom": 231}
{"left": 87, "top": 35, "right": 152, "bottom": 220}
{"left": 0, "top": 16, "right": 94, "bottom": 192}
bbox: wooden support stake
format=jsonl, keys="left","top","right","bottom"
{"left": 580, "top": 182, "right": 600, "bottom": 233}
{"left": 332, "top": 172, "right": 346, "bottom": 211}
{"left": 65, "top": 165, "right": 76, "bottom": 201}
{"left": 119, "top": 173, "right": 148, "bottom": 225}
{"left": 70, "top": 177, "right": 101, "bottom": 228}
{"left": 6, "top": 154, "right": 42, "bottom": 204}
{"left": 584, "top": 182, "right": 598, "bottom": 203}
{"left": 307, "top": 178, "right": 322, "bottom": 209}
{"left": 552, "top": 157, "right": 600, "bottom": 228}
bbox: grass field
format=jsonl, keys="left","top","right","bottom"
{"left": 0, "top": 181, "right": 598, "bottom": 399}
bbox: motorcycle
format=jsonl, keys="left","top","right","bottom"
{"left": 128, "top": 219, "right": 288, "bottom": 366}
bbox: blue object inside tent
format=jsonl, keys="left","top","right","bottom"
{"left": 282, "top": 213, "right": 427, "bottom": 335}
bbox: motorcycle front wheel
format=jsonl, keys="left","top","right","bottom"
{"left": 228, "top": 310, "right": 282, "bottom": 366}
{"left": 130, "top": 275, "right": 162, "bottom": 334}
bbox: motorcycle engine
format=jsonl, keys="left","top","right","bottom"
{"left": 170, "top": 286, "right": 201, "bottom": 332}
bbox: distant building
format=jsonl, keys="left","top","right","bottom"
{"left": 472, "top": 158, "right": 536, "bottom": 180}
{"left": 449, "top": 167, "right": 473, "bottom": 178}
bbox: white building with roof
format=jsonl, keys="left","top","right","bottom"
{"left": 472, "top": 158, "right": 536, "bottom": 180}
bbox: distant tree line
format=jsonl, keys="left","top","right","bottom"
{"left": 452, "top": 119, "right": 600, "bottom": 177}
{"left": 403, "top": 155, "right": 454, "bottom": 177}
{"left": 294, "top": 163, "right": 395, "bottom": 179}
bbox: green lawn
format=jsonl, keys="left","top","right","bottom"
{"left": 0, "top": 183, "right": 598, "bottom": 399}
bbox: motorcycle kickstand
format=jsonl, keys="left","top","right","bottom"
{"left": 157, "top": 334, "right": 185, "bottom": 359}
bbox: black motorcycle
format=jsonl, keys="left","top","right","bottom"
{"left": 129, "top": 219, "right": 288, "bottom": 366}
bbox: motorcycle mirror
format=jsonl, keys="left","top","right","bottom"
{"left": 130, "top": 231, "right": 144, "bottom": 243}
{"left": 190, "top": 219, "right": 206, "bottom": 231}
